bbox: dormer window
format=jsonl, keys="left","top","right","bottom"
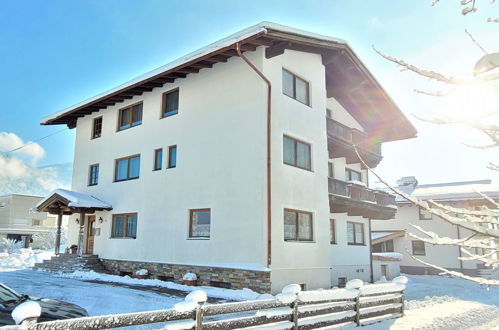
{"left": 118, "top": 103, "right": 143, "bottom": 131}
{"left": 282, "top": 69, "right": 310, "bottom": 106}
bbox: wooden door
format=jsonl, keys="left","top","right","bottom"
{"left": 86, "top": 216, "right": 96, "bottom": 254}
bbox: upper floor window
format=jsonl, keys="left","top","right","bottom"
{"left": 373, "top": 239, "right": 394, "bottom": 252}
{"left": 92, "top": 117, "right": 102, "bottom": 139}
{"left": 168, "top": 145, "right": 177, "bottom": 168}
{"left": 326, "top": 108, "right": 333, "bottom": 119}
{"left": 111, "top": 213, "right": 137, "bottom": 238}
{"left": 412, "top": 240, "right": 426, "bottom": 255}
{"left": 88, "top": 164, "right": 99, "bottom": 186}
{"left": 328, "top": 162, "right": 334, "bottom": 178}
{"left": 153, "top": 149, "right": 163, "bottom": 171}
{"left": 419, "top": 207, "right": 433, "bottom": 220}
{"left": 330, "top": 218, "right": 336, "bottom": 244}
{"left": 345, "top": 168, "right": 362, "bottom": 182}
{"left": 282, "top": 69, "right": 310, "bottom": 105}
{"left": 118, "top": 103, "right": 143, "bottom": 131}
{"left": 347, "top": 222, "right": 365, "bottom": 245}
{"left": 284, "top": 209, "right": 313, "bottom": 242}
{"left": 115, "top": 155, "right": 140, "bottom": 182}
{"left": 189, "top": 209, "right": 210, "bottom": 238}
{"left": 283, "top": 136, "right": 311, "bottom": 171}
{"left": 162, "top": 89, "right": 179, "bottom": 118}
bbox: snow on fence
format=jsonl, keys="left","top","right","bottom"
{"left": 5, "top": 277, "right": 407, "bottom": 330}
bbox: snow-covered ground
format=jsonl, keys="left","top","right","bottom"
{"left": 0, "top": 248, "right": 52, "bottom": 272}
{"left": 1, "top": 250, "right": 498, "bottom": 329}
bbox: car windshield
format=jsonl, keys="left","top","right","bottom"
{"left": 0, "top": 284, "right": 21, "bottom": 304}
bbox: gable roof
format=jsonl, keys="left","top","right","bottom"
{"left": 40, "top": 22, "right": 416, "bottom": 142}
{"left": 36, "top": 189, "right": 112, "bottom": 214}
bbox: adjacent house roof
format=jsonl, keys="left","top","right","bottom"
{"left": 371, "top": 231, "right": 405, "bottom": 244}
{"left": 36, "top": 189, "right": 112, "bottom": 215}
{"left": 391, "top": 177, "right": 499, "bottom": 203}
{"left": 40, "top": 21, "right": 416, "bottom": 143}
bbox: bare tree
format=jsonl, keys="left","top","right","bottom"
{"left": 366, "top": 2, "right": 499, "bottom": 285}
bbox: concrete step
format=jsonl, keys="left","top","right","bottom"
{"left": 33, "top": 254, "right": 109, "bottom": 274}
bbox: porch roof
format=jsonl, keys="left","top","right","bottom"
{"left": 36, "top": 189, "right": 112, "bottom": 215}
{"left": 371, "top": 230, "right": 405, "bottom": 244}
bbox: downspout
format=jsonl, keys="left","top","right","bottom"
{"left": 235, "top": 42, "right": 272, "bottom": 267}
{"left": 368, "top": 218, "right": 374, "bottom": 283}
{"left": 457, "top": 225, "right": 464, "bottom": 271}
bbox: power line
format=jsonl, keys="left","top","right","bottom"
{"left": 1, "top": 127, "right": 69, "bottom": 155}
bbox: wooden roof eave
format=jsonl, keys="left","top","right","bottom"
{"left": 37, "top": 193, "right": 112, "bottom": 215}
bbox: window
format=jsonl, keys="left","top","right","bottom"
{"left": 338, "top": 277, "right": 347, "bottom": 288}
{"left": 162, "top": 89, "right": 179, "bottom": 118}
{"left": 88, "top": 164, "right": 99, "bottom": 186}
{"left": 347, "top": 222, "right": 365, "bottom": 245}
{"left": 114, "top": 155, "right": 140, "bottom": 182}
{"left": 373, "top": 240, "right": 394, "bottom": 253}
{"left": 111, "top": 213, "right": 137, "bottom": 238}
{"left": 328, "top": 162, "right": 334, "bottom": 178}
{"left": 326, "top": 108, "right": 333, "bottom": 119}
{"left": 153, "top": 149, "right": 163, "bottom": 171}
{"left": 32, "top": 219, "right": 41, "bottom": 226}
{"left": 412, "top": 240, "right": 426, "bottom": 255}
{"left": 284, "top": 209, "right": 313, "bottom": 241}
{"left": 282, "top": 69, "right": 310, "bottom": 105}
{"left": 92, "top": 117, "right": 102, "bottom": 139}
{"left": 118, "top": 103, "right": 143, "bottom": 131}
{"left": 168, "top": 145, "right": 177, "bottom": 168}
{"left": 419, "top": 207, "right": 433, "bottom": 220}
{"left": 345, "top": 168, "right": 362, "bottom": 182}
{"left": 189, "top": 209, "right": 211, "bottom": 238}
{"left": 330, "top": 219, "right": 336, "bottom": 244}
{"left": 283, "top": 136, "right": 311, "bottom": 170}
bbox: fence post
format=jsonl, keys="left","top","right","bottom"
{"left": 400, "top": 291, "right": 405, "bottom": 316}
{"left": 355, "top": 293, "right": 361, "bottom": 326}
{"left": 195, "top": 301, "right": 204, "bottom": 329}
{"left": 292, "top": 298, "right": 300, "bottom": 329}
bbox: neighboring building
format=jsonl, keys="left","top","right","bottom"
{"left": 372, "top": 176, "right": 499, "bottom": 276}
{"left": 39, "top": 22, "right": 416, "bottom": 293}
{"left": 0, "top": 194, "right": 57, "bottom": 248}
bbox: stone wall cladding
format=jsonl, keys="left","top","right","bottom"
{"left": 101, "top": 259, "right": 271, "bottom": 293}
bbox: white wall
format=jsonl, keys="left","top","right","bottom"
{"left": 373, "top": 259, "right": 400, "bottom": 281}
{"left": 373, "top": 204, "right": 481, "bottom": 271}
{"left": 70, "top": 48, "right": 267, "bottom": 267}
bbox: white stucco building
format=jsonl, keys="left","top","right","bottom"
{"left": 0, "top": 194, "right": 57, "bottom": 248}
{"left": 39, "top": 22, "right": 416, "bottom": 293}
{"left": 371, "top": 176, "right": 499, "bottom": 276}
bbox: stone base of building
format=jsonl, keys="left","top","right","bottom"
{"left": 400, "top": 265, "right": 477, "bottom": 276}
{"left": 101, "top": 258, "right": 271, "bottom": 293}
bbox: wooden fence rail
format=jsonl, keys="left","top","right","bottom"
{"left": 4, "top": 277, "right": 407, "bottom": 330}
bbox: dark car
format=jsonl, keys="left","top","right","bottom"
{"left": 0, "top": 283, "right": 88, "bottom": 326}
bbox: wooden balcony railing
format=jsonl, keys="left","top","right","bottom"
{"left": 328, "top": 178, "right": 396, "bottom": 208}
{"left": 326, "top": 118, "right": 382, "bottom": 159}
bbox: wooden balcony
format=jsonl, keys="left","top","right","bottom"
{"left": 328, "top": 178, "right": 397, "bottom": 220}
{"left": 327, "top": 118, "right": 383, "bottom": 168}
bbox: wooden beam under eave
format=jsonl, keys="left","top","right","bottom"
{"left": 177, "top": 67, "right": 199, "bottom": 74}
{"left": 203, "top": 55, "right": 229, "bottom": 63}
{"left": 165, "top": 72, "right": 187, "bottom": 78}
{"left": 142, "top": 82, "right": 164, "bottom": 88}
{"left": 190, "top": 62, "right": 213, "bottom": 69}
{"left": 265, "top": 41, "right": 289, "bottom": 59}
{"left": 247, "top": 38, "right": 274, "bottom": 46}
{"left": 238, "top": 44, "right": 257, "bottom": 52}
{"left": 154, "top": 77, "right": 175, "bottom": 84}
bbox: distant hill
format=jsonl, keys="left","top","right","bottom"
{"left": 0, "top": 162, "right": 72, "bottom": 197}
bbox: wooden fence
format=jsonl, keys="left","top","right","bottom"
{"left": 5, "top": 277, "right": 407, "bottom": 330}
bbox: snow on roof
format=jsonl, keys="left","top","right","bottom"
{"left": 371, "top": 232, "right": 396, "bottom": 240}
{"left": 387, "top": 178, "right": 499, "bottom": 203}
{"left": 37, "top": 189, "right": 112, "bottom": 210}
{"left": 41, "top": 21, "right": 346, "bottom": 125}
{"left": 372, "top": 252, "right": 403, "bottom": 261}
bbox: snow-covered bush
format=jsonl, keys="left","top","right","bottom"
{"left": 31, "top": 228, "right": 67, "bottom": 250}
{"left": 0, "top": 238, "right": 23, "bottom": 254}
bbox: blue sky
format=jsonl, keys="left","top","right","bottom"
{"left": 0, "top": 0, "right": 497, "bottom": 187}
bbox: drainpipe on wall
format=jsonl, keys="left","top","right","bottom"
{"left": 368, "top": 218, "right": 374, "bottom": 283}
{"left": 457, "top": 225, "right": 464, "bottom": 271}
{"left": 235, "top": 42, "right": 272, "bottom": 267}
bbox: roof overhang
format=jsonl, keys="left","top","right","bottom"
{"left": 36, "top": 189, "right": 112, "bottom": 215}
{"left": 371, "top": 230, "right": 405, "bottom": 244}
{"left": 41, "top": 22, "right": 416, "bottom": 142}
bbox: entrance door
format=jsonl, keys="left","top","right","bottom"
{"left": 86, "top": 216, "right": 96, "bottom": 254}
{"left": 381, "top": 264, "right": 389, "bottom": 280}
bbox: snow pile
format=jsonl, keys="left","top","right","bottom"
{"left": 0, "top": 247, "right": 53, "bottom": 272}
{"left": 182, "top": 272, "right": 197, "bottom": 281}
{"left": 360, "top": 282, "right": 406, "bottom": 296}
{"left": 345, "top": 279, "right": 363, "bottom": 289}
{"left": 172, "top": 290, "right": 207, "bottom": 312}
{"left": 59, "top": 270, "right": 268, "bottom": 301}
{"left": 348, "top": 180, "right": 367, "bottom": 187}
{"left": 276, "top": 284, "right": 301, "bottom": 304}
{"left": 299, "top": 288, "right": 358, "bottom": 303}
{"left": 12, "top": 301, "right": 41, "bottom": 325}
{"left": 135, "top": 269, "right": 148, "bottom": 276}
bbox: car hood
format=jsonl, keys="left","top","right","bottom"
{"left": 29, "top": 296, "right": 88, "bottom": 321}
